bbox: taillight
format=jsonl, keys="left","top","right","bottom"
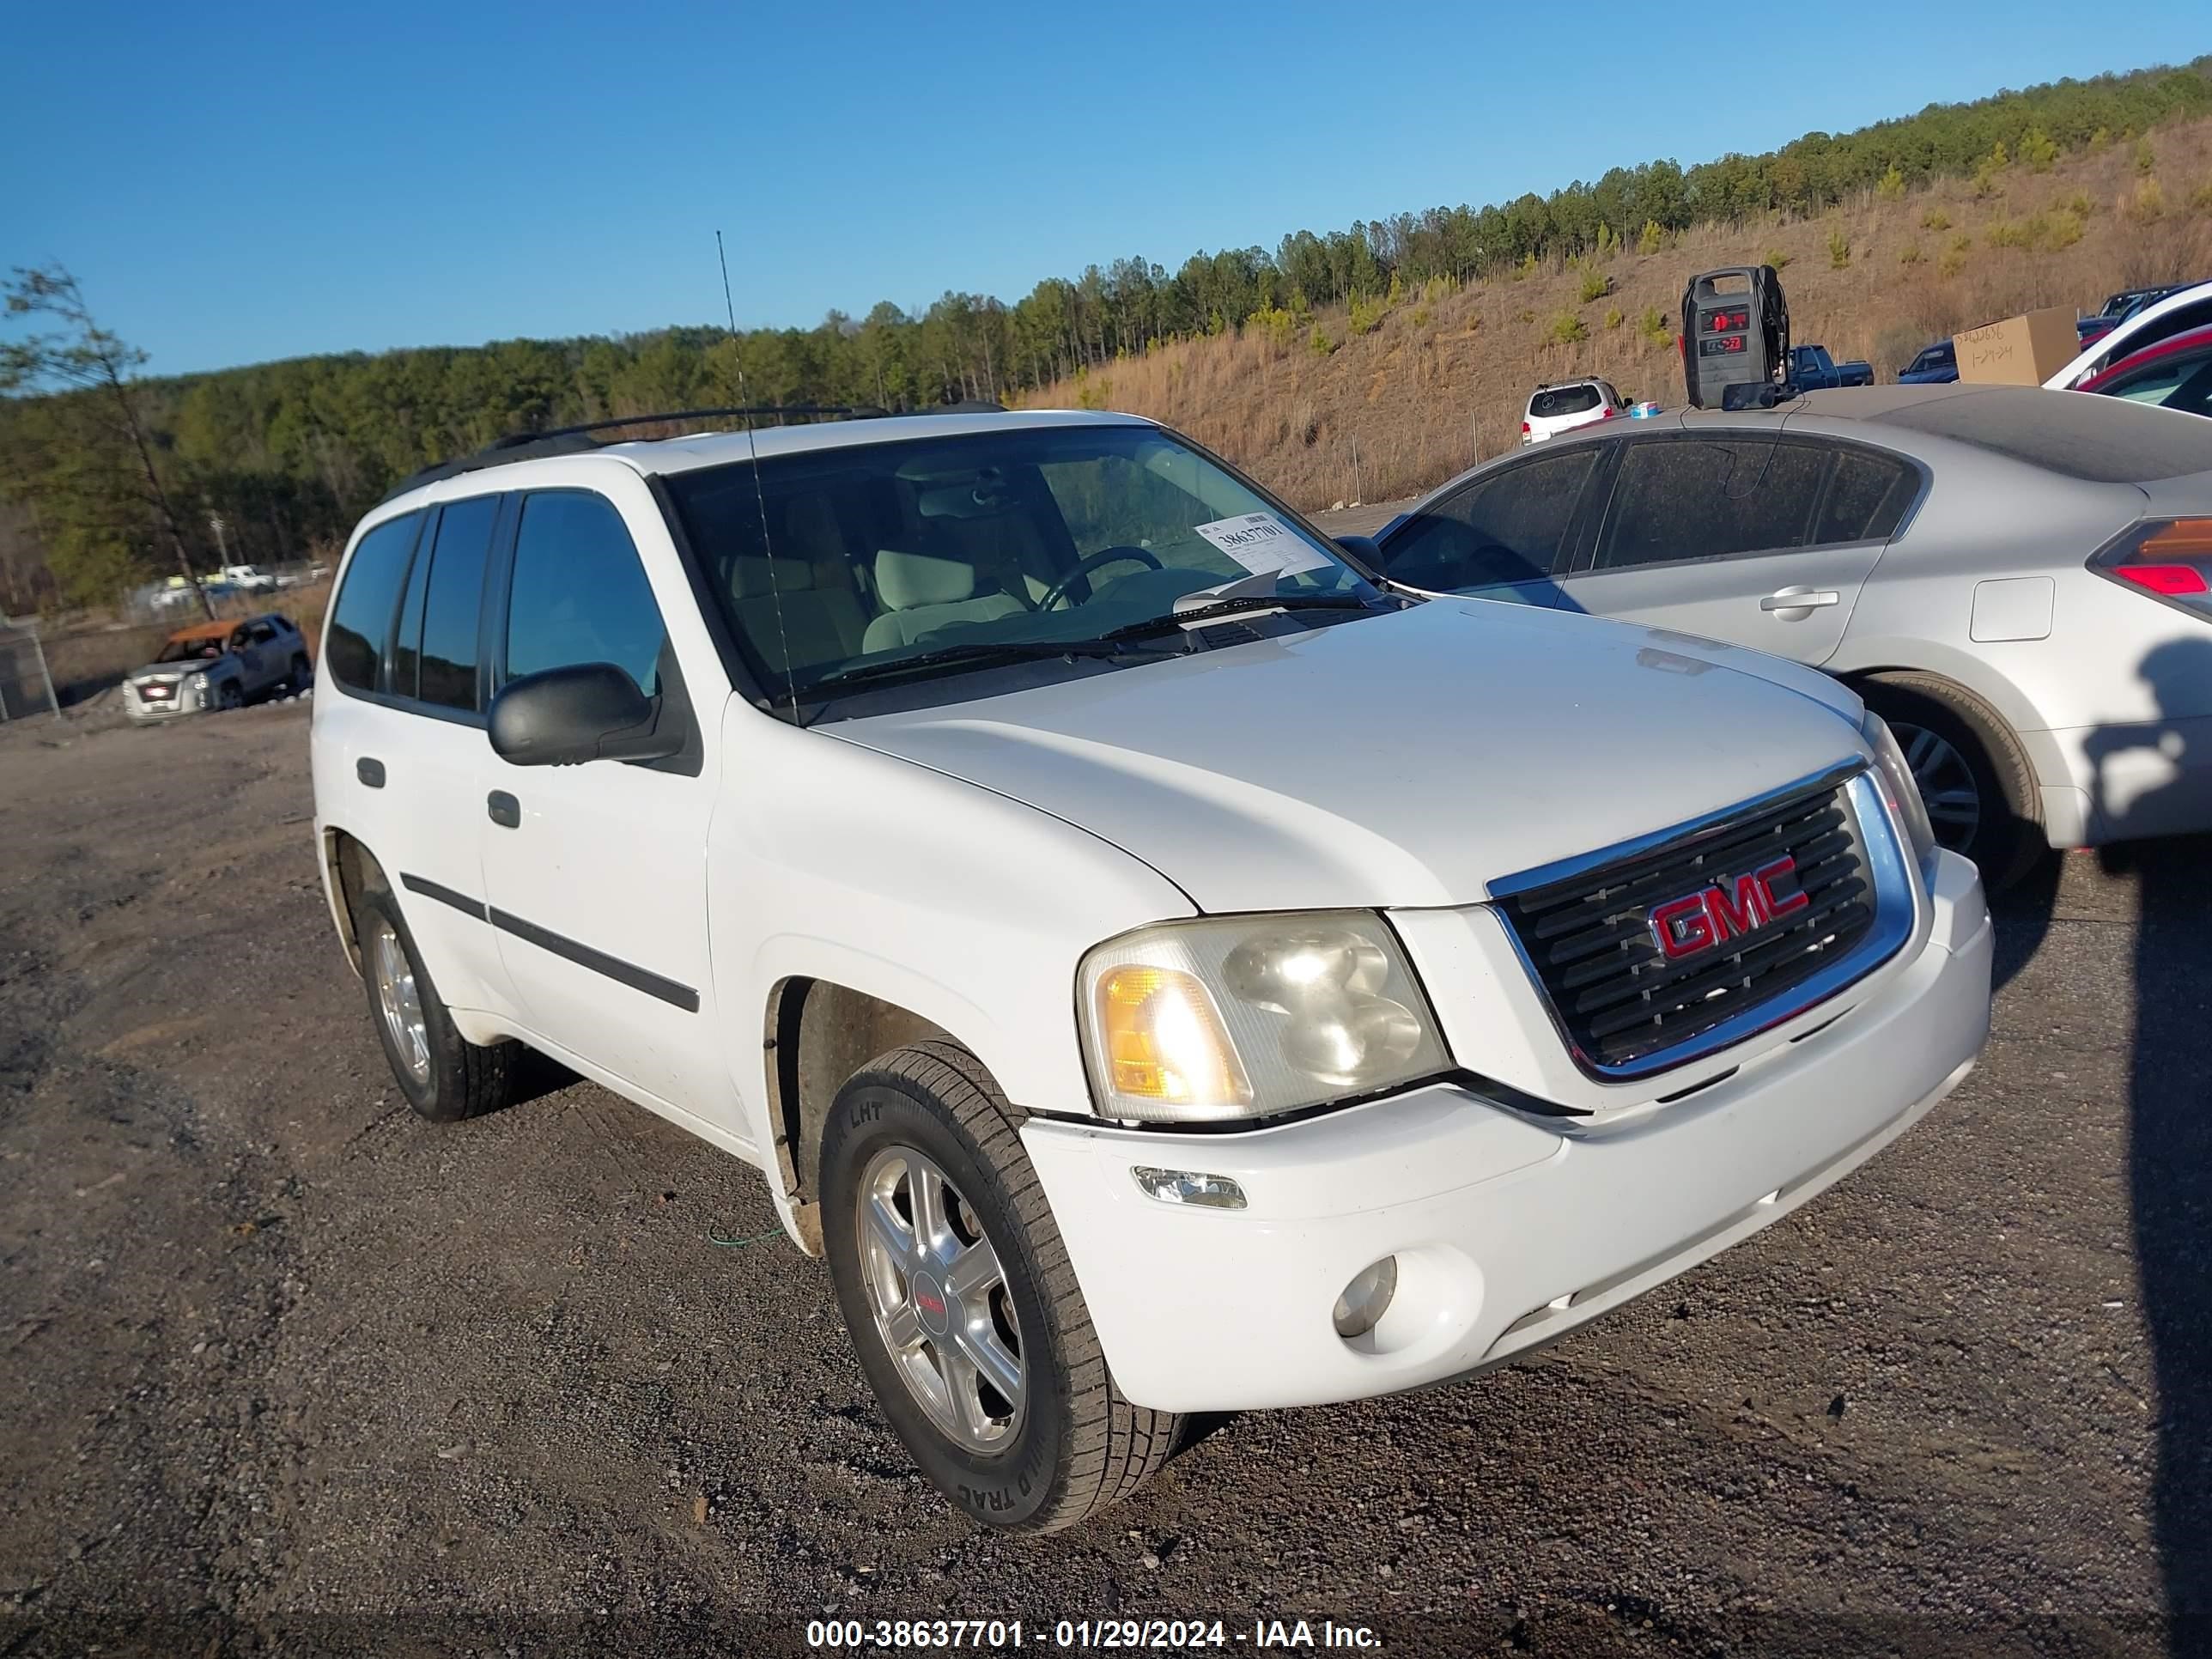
{"left": 1598, "top": 405, "right": 1616, "bottom": 419}
{"left": 2094, "top": 519, "right": 2212, "bottom": 613}
{"left": 2115, "top": 564, "right": 2209, "bottom": 596}
{"left": 1521, "top": 421, "right": 1532, "bottom": 436}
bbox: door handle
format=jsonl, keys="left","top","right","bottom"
{"left": 1760, "top": 587, "right": 1840, "bottom": 612}
{"left": 356, "top": 757, "right": 386, "bottom": 788}
{"left": 487, "top": 790, "right": 520, "bottom": 829}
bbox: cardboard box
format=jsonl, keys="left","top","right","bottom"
{"left": 1953, "top": 307, "right": 2079, "bottom": 386}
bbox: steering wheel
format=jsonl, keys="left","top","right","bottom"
{"left": 1035, "top": 545, "right": 1163, "bottom": 612}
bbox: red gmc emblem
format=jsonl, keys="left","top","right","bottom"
{"left": 1648, "top": 855, "right": 1810, "bottom": 961}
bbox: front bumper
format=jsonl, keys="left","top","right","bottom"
{"left": 125, "top": 682, "right": 203, "bottom": 720}
{"left": 1021, "top": 849, "right": 1990, "bottom": 1413}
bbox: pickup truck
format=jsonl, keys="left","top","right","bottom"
{"left": 1790, "top": 344, "right": 1874, "bottom": 389}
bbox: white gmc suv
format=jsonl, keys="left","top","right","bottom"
{"left": 309, "top": 409, "right": 1993, "bottom": 1533}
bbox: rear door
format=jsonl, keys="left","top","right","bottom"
{"left": 477, "top": 484, "right": 731, "bottom": 1122}
{"left": 1375, "top": 442, "right": 1607, "bottom": 606}
{"left": 319, "top": 503, "right": 516, "bottom": 1021}
{"left": 1556, "top": 432, "right": 1917, "bottom": 664}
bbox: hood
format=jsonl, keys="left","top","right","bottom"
{"left": 830, "top": 600, "right": 1868, "bottom": 913}
{"left": 128, "top": 661, "right": 222, "bottom": 683}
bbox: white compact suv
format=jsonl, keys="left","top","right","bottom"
{"left": 1523, "top": 378, "right": 1625, "bottom": 444}
{"left": 310, "top": 409, "right": 1992, "bottom": 1533}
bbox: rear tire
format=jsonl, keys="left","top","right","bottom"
{"left": 1859, "top": 672, "right": 2044, "bottom": 891}
{"left": 820, "top": 1039, "right": 1179, "bottom": 1533}
{"left": 353, "top": 884, "right": 517, "bottom": 1122}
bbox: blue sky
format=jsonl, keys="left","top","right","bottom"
{"left": 4, "top": 3, "right": 2205, "bottom": 376}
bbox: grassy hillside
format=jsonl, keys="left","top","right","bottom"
{"left": 1018, "top": 120, "right": 2212, "bottom": 512}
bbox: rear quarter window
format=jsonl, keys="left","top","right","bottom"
{"left": 1815, "top": 447, "right": 1918, "bottom": 543}
{"left": 325, "top": 513, "right": 421, "bottom": 693}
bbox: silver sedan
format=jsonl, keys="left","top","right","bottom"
{"left": 1361, "top": 385, "right": 2212, "bottom": 886}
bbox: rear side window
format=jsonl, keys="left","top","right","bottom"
{"left": 325, "top": 513, "right": 420, "bottom": 692}
{"left": 1592, "top": 439, "right": 1827, "bottom": 570}
{"left": 1531, "top": 386, "right": 1601, "bottom": 419}
{"left": 1814, "top": 448, "right": 1918, "bottom": 544}
{"left": 1385, "top": 447, "right": 1598, "bottom": 592}
{"left": 417, "top": 497, "right": 500, "bottom": 710}
{"left": 505, "top": 493, "right": 666, "bottom": 696}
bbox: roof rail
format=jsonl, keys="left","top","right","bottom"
{"left": 377, "top": 404, "right": 895, "bottom": 503}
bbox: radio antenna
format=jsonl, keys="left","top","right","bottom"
{"left": 719, "top": 229, "right": 803, "bottom": 724}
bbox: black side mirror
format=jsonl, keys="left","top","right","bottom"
{"left": 488, "top": 662, "right": 676, "bottom": 767}
{"left": 1334, "top": 533, "right": 1386, "bottom": 575}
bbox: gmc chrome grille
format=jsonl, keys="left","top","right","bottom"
{"left": 1493, "top": 770, "right": 1905, "bottom": 1078}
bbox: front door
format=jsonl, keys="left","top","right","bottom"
{"left": 476, "top": 486, "right": 729, "bottom": 1123}
{"left": 1559, "top": 434, "right": 1917, "bottom": 665}
{"left": 1376, "top": 443, "right": 1604, "bottom": 607}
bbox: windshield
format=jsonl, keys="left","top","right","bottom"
{"left": 155, "top": 636, "right": 228, "bottom": 664}
{"left": 664, "top": 423, "right": 1379, "bottom": 704}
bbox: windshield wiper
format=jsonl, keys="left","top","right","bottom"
{"left": 1101, "top": 591, "right": 1377, "bottom": 643}
{"left": 800, "top": 636, "right": 1179, "bottom": 696}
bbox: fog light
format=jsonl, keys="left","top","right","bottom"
{"left": 1130, "top": 1166, "right": 1247, "bottom": 1210}
{"left": 1332, "top": 1255, "right": 1399, "bottom": 1340}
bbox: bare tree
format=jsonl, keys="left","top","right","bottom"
{"left": 1, "top": 264, "right": 213, "bottom": 618}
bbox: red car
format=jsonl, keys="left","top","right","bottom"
{"left": 2075, "top": 321, "right": 2212, "bottom": 420}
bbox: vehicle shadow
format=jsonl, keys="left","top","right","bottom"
{"left": 1988, "top": 849, "right": 2060, "bottom": 994}
{"left": 2081, "top": 639, "right": 2212, "bottom": 1652}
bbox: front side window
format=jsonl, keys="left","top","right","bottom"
{"left": 505, "top": 493, "right": 665, "bottom": 696}
{"left": 325, "top": 513, "right": 420, "bottom": 692}
{"left": 1591, "top": 438, "right": 1827, "bottom": 571}
{"left": 1382, "top": 448, "right": 1597, "bottom": 594}
{"left": 663, "top": 424, "right": 1378, "bottom": 708}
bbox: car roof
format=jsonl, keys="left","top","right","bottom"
{"left": 1417, "top": 382, "right": 2212, "bottom": 505}
{"left": 374, "top": 409, "right": 1156, "bottom": 514}
{"left": 166, "top": 617, "right": 248, "bottom": 643}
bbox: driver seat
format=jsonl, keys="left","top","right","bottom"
{"left": 861, "top": 548, "right": 1027, "bottom": 652}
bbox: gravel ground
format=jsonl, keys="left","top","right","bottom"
{"left": 0, "top": 698, "right": 2207, "bottom": 1659}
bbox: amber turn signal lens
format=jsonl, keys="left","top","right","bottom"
{"left": 1097, "top": 966, "right": 1251, "bottom": 1108}
{"left": 2140, "top": 520, "right": 2212, "bottom": 559}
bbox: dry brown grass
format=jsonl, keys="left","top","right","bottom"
{"left": 1017, "top": 118, "right": 2212, "bottom": 511}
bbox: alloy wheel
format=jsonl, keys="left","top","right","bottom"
{"left": 855, "top": 1146, "right": 1025, "bottom": 1453}
{"left": 1893, "top": 720, "right": 1981, "bottom": 852}
{"left": 368, "top": 916, "right": 431, "bottom": 1086}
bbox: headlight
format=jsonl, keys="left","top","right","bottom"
{"left": 1861, "top": 709, "right": 1938, "bottom": 874}
{"left": 1078, "top": 912, "right": 1449, "bottom": 1122}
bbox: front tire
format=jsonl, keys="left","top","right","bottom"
{"left": 354, "top": 885, "right": 516, "bottom": 1121}
{"left": 821, "top": 1040, "right": 1179, "bottom": 1533}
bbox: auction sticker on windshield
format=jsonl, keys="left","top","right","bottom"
{"left": 1194, "top": 514, "right": 1332, "bottom": 576}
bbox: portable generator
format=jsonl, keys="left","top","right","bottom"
{"left": 1680, "top": 265, "right": 1790, "bottom": 409}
